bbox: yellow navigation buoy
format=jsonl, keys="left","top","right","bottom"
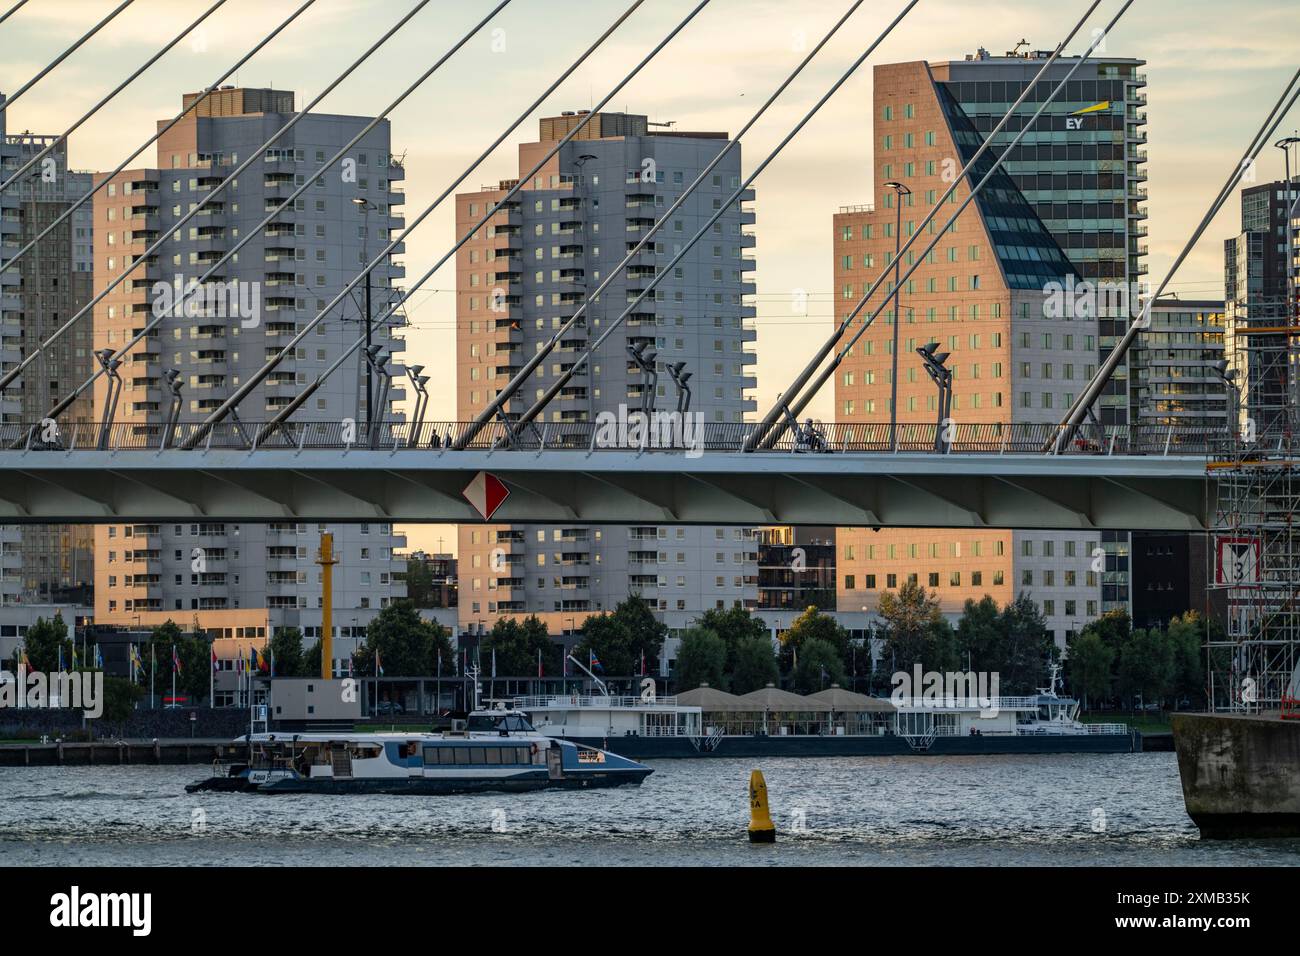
{"left": 748, "top": 769, "right": 776, "bottom": 843}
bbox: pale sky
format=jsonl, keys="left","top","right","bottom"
{"left": 3, "top": 0, "right": 1298, "bottom": 554}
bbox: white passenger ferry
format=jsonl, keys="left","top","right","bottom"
{"left": 187, "top": 676, "right": 652, "bottom": 795}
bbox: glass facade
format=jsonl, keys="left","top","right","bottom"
{"left": 937, "top": 84, "right": 1077, "bottom": 290}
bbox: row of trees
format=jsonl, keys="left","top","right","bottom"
{"left": 674, "top": 581, "right": 1060, "bottom": 697}
{"left": 1066, "top": 610, "right": 1210, "bottom": 711}
{"left": 13, "top": 592, "right": 1215, "bottom": 714}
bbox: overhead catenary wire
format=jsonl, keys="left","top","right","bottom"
{"left": 0, "top": 0, "right": 134, "bottom": 114}
{"left": 0, "top": 0, "right": 317, "bottom": 280}
{"left": 0, "top": 0, "right": 232, "bottom": 195}
{"left": 24, "top": 0, "right": 447, "bottom": 420}
{"left": 198, "top": 0, "right": 714, "bottom": 444}
{"left": 1056, "top": 66, "right": 1300, "bottom": 447}
{"left": 507, "top": 0, "right": 923, "bottom": 438}
{"left": 747, "top": 0, "right": 1126, "bottom": 450}
{"left": 450, "top": 0, "right": 871, "bottom": 449}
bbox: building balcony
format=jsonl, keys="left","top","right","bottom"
{"left": 129, "top": 210, "right": 160, "bottom": 230}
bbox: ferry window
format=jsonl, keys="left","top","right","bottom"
{"left": 485, "top": 747, "right": 502, "bottom": 765}
{"left": 469, "top": 748, "right": 487, "bottom": 765}
{"left": 518, "top": 747, "right": 533, "bottom": 765}
{"left": 423, "top": 748, "right": 439, "bottom": 765}
{"left": 454, "top": 748, "right": 471, "bottom": 765}
{"left": 437, "top": 747, "right": 456, "bottom": 765}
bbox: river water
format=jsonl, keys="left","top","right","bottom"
{"left": 1, "top": 752, "right": 1297, "bottom": 866}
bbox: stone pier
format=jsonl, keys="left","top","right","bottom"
{"left": 1171, "top": 712, "right": 1300, "bottom": 839}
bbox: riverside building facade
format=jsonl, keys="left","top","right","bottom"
{"left": 455, "top": 111, "right": 759, "bottom": 637}
{"left": 831, "top": 56, "right": 1142, "bottom": 646}
{"left": 89, "top": 88, "right": 407, "bottom": 669}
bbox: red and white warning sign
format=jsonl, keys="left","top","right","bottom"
{"left": 463, "top": 471, "right": 510, "bottom": 520}
{"left": 1216, "top": 536, "right": 1260, "bottom": 586}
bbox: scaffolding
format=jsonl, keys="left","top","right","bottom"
{"left": 1207, "top": 292, "right": 1300, "bottom": 715}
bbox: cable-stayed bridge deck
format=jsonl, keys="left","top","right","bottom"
{"left": 0, "top": 422, "right": 1219, "bottom": 528}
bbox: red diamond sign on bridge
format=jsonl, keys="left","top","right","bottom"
{"left": 463, "top": 471, "right": 510, "bottom": 520}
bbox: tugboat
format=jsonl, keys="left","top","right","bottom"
{"left": 187, "top": 673, "right": 652, "bottom": 795}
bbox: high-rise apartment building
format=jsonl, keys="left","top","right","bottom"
{"left": 0, "top": 96, "right": 96, "bottom": 607}
{"left": 831, "top": 56, "right": 1143, "bottom": 646}
{"left": 1131, "top": 298, "right": 1226, "bottom": 429}
{"left": 1224, "top": 179, "right": 1297, "bottom": 435}
{"left": 455, "top": 111, "right": 758, "bottom": 636}
{"left": 89, "top": 88, "right": 407, "bottom": 668}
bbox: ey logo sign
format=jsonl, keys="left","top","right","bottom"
{"left": 1066, "top": 100, "right": 1110, "bottom": 130}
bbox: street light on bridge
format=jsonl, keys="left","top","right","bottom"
{"left": 916, "top": 341, "right": 952, "bottom": 453}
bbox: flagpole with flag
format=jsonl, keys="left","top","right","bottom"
{"left": 150, "top": 643, "right": 156, "bottom": 709}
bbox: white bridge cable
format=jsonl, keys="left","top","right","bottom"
{"left": 0, "top": 0, "right": 134, "bottom": 114}
{"left": 200, "top": 0, "right": 716, "bottom": 444}
{"left": 745, "top": 0, "right": 1118, "bottom": 450}
{"left": 508, "top": 0, "right": 922, "bottom": 438}
{"left": 450, "top": 0, "right": 870, "bottom": 450}
{"left": 0, "top": 0, "right": 29, "bottom": 28}
{"left": 0, "top": 0, "right": 317, "bottom": 280}
{"left": 0, "top": 0, "right": 233, "bottom": 195}
{"left": 1055, "top": 65, "right": 1300, "bottom": 447}
{"left": 27, "top": 0, "right": 449, "bottom": 421}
